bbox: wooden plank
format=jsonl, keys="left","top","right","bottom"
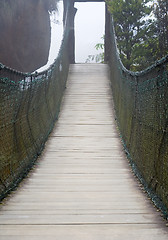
{"left": 0, "top": 64, "right": 167, "bottom": 239}
{"left": 0, "top": 225, "right": 168, "bottom": 240}
{"left": 0, "top": 213, "right": 162, "bottom": 225}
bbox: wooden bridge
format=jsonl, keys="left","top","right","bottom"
{"left": 0, "top": 64, "right": 167, "bottom": 239}
{"left": 0, "top": 0, "right": 168, "bottom": 239}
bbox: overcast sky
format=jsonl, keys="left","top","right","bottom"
{"left": 75, "top": 2, "right": 105, "bottom": 63}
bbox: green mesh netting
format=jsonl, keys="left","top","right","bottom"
{"left": 107, "top": 15, "right": 168, "bottom": 214}
{"left": 0, "top": 17, "right": 71, "bottom": 200}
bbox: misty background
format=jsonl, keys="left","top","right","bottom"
{"left": 75, "top": 2, "right": 105, "bottom": 63}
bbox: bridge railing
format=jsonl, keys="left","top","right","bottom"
{"left": 107, "top": 15, "right": 168, "bottom": 214}
{"left": 0, "top": 5, "right": 72, "bottom": 200}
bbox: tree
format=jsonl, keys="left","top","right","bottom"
{"left": 106, "top": 0, "right": 152, "bottom": 70}
{"left": 130, "top": 18, "right": 159, "bottom": 71}
{"left": 130, "top": 0, "right": 168, "bottom": 70}
{"left": 153, "top": 0, "right": 168, "bottom": 59}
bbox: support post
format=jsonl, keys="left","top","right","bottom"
{"left": 104, "top": 3, "right": 111, "bottom": 63}
{"left": 63, "top": 0, "right": 77, "bottom": 64}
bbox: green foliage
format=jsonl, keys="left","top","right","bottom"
{"left": 88, "top": 0, "right": 168, "bottom": 71}
{"left": 130, "top": 18, "right": 160, "bottom": 71}
{"left": 106, "top": 0, "right": 152, "bottom": 70}
{"left": 105, "top": 0, "right": 168, "bottom": 71}
{"left": 86, "top": 37, "right": 104, "bottom": 63}
{"left": 153, "top": 0, "right": 168, "bottom": 59}
{"left": 106, "top": 0, "right": 156, "bottom": 71}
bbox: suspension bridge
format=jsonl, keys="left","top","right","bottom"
{"left": 0, "top": 0, "right": 168, "bottom": 239}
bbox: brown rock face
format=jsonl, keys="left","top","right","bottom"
{"left": 0, "top": 0, "right": 52, "bottom": 73}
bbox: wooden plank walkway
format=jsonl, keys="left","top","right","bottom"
{"left": 0, "top": 64, "right": 167, "bottom": 239}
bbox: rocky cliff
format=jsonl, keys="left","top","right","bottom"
{"left": 0, "top": 0, "right": 56, "bottom": 73}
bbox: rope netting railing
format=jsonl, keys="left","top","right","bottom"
{"left": 107, "top": 15, "right": 168, "bottom": 216}
{"left": 0, "top": 9, "right": 71, "bottom": 200}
